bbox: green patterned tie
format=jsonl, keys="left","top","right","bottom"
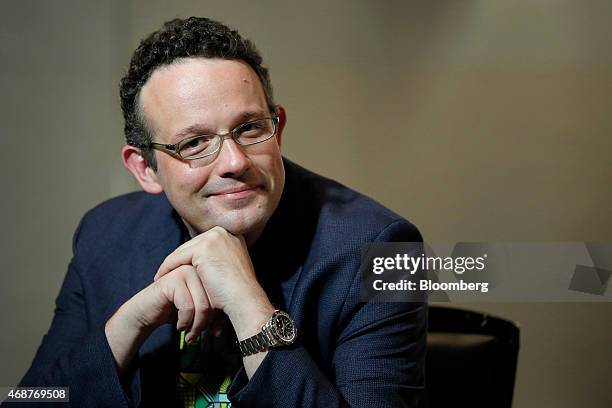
{"left": 176, "top": 325, "right": 241, "bottom": 408}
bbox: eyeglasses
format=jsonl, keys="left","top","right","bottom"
{"left": 144, "top": 116, "right": 279, "bottom": 161}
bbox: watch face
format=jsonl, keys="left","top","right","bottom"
{"left": 272, "top": 312, "right": 297, "bottom": 344}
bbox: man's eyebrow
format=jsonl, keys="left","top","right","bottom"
{"left": 173, "top": 124, "right": 212, "bottom": 141}
{"left": 235, "top": 109, "right": 270, "bottom": 124}
{"left": 172, "top": 110, "right": 271, "bottom": 141}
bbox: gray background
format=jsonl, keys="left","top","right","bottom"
{"left": 1, "top": 1, "right": 611, "bottom": 407}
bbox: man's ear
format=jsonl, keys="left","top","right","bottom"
{"left": 122, "top": 145, "right": 163, "bottom": 194}
{"left": 274, "top": 105, "right": 287, "bottom": 148}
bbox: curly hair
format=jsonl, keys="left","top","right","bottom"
{"left": 119, "top": 17, "right": 275, "bottom": 170}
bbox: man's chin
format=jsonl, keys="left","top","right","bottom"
{"left": 221, "top": 217, "right": 265, "bottom": 237}
{"left": 188, "top": 212, "right": 264, "bottom": 236}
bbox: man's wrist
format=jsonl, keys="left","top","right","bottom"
{"left": 228, "top": 299, "right": 276, "bottom": 341}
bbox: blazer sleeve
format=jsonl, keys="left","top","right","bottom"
{"left": 16, "top": 220, "right": 132, "bottom": 407}
{"left": 227, "top": 219, "right": 427, "bottom": 407}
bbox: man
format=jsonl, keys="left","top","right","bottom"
{"left": 19, "top": 17, "right": 426, "bottom": 407}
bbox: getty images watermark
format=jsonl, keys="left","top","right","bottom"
{"left": 360, "top": 242, "right": 612, "bottom": 302}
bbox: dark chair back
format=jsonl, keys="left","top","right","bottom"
{"left": 425, "top": 306, "right": 520, "bottom": 408}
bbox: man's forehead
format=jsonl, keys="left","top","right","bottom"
{"left": 137, "top": 57, "right": 268, "bottom": 138}
{"left": 140, "top": 58, "right": 264, "bottom": 110}
{"left": 143, "top": 57, "right": 259, "bottom": 93}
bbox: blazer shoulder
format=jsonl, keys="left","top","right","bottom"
{"left": 79, "top": 191, "right": 168, "bottom": 229}
{"left": 73, "top": 192, "right": 177, "bottom": 256}
{"left": 285, "top": 159, "right": 422, "bottom": 243}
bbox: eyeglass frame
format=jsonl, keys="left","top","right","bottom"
{"left": 140, "top": 115, "right": 280, "bottom": 161}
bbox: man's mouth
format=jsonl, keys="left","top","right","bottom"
{"left": 209, "top": 185, "right": 261, "bottom": 199}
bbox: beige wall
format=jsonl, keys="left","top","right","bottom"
{"left": 1, "top": 1, "right": 611, "bottom": 406}
{"left": 0, "top": 0, "right": 127, "bottom": 388}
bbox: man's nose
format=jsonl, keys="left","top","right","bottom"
{"left": 215, "top": 136, "right": 251, "bottom": 178}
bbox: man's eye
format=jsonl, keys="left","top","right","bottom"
{"left": 237, "top": 121, "right": 266, "bottom": 138}
{"left": 185, "top": 138, "right": 204, "bottom": 148}
{"left": 242, "top": 123, "right": 262, "bottom": 131}
{"left": 179, "top": 136, "right": 211, "bottom": 156}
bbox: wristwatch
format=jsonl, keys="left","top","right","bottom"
{"left": 237, "top": 310, "right": 297, "bottom": 357}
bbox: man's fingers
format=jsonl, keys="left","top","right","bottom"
{"left": 154, "top": 248, "right": 195, "bottom": 281}
{"left": 170, "top": 278, "right": 194, "bottom": 332}
{"left": 183, "top": 269, "right": 212, "bottom": 343}
{"left": 153, "top": 226, "right": 235, "bottom": 281}
{"left": 157, "top": 264, "right": 217, "bottom": 344}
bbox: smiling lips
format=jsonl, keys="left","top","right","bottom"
{"left": 210, "top": 185, "right": 260, "bottom": 199}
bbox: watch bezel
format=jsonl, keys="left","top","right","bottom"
{"left": 268, "top": 310, "right": 297, "bottom": 345}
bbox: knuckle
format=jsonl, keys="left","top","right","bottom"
{"left": 177, "top": 264, "right": 192, "bottom": 276}
{"left": 208, "top": 226, "right": 226, "bottom": 238}
{"left": 181, "top": 305, "right": 195, "bottom": 314}
{"left": 194, "top": 303, "right": 208, "bottom": 314}
{"left": 156, "top": 280, "right": 172, "bottom": 299}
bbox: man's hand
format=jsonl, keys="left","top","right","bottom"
{"left": 105, "top": 226, "right": 275, "bottom": 380}
{"left": 154, "top": 226, "right": 275, "bottom": 343}
{"left": 105, "top": 264, "right": 222, "bottom": 378}
{"left": 129, "top": 264, "right": 223, "bottom": 338}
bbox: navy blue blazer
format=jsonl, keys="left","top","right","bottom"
{"left": 19, "top": 159, "right": 426, "bottom": 407}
